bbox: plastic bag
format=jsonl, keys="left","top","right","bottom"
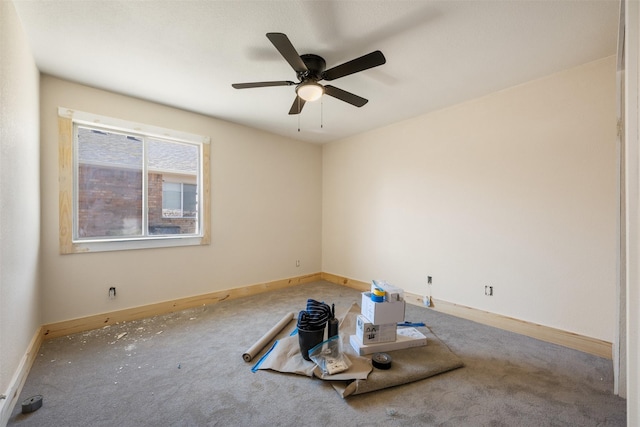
{"left": 308, "top": 335, "right": 352, "bottom": 375}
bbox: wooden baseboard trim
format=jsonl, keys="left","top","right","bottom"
{"left": 320, "top": 272, "right": 370, "bottom": 291}
{"left": 39, "top": 271, "right": 612, "bottom": 359}
{"left": 0, "top": 326, "right": 43, "bottom": 426}
{"left": 322, "top": 272, "right": 613, "bottom": 359}
{"left": 42, "top": 273, "right": 322, "bottom": 340}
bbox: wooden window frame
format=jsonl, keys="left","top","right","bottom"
{"left": 58, "top": 108, "right": 211, "bottom": 254}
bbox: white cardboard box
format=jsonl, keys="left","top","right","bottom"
{"left": 349, "top": 327, "right": 427, "bottom": 356}
{"left": 361, "top": 292, "right": 406, "bottom": 325}
{"left": 371, "top": 280, "right": 404, "bottom": 302}
{"left": 355, "top": 314, "right": 397, "bottom": 344}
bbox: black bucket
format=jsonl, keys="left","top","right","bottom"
{"left": 298, "top": 327, "right": 325, "bottom": 361}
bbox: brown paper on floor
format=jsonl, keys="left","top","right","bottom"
{"left": 255, "top": 304, "right": 372, "bottom": 380}
{"left": 331, "top": 304, "right": 464, "bottom": 398}
{"left": 257, "top": 303, "right": 464, "bottom": 398}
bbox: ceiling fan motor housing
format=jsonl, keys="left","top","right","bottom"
{"left": 299, "top": 54, "right": 326, "bottom": 81}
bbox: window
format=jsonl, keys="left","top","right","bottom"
{"left": 58, "top": 108, "right": 210, "bottom": 253}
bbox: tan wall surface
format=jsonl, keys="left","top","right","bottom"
{"left": 0, "top": 0, "right": 42, "bottom": 417}
{"left": 322, "top": 57, "right": 617, "bottom": 342}
{"left": 39, "top": 76, "right": 322, "bottom": 324}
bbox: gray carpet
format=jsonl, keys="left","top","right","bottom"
{"left": 8, "top": 281, "right": 625, "bottom": 426}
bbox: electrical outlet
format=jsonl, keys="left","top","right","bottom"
{"left": 295, "top": 260, "right": 300, "bottom": 267}
{"left": 427, "top": 276, "right": 432, "bottom": 285}
{"left": 109, "top": 287, "right": 116, "bottom": 299}
{"left": 484, "top": 285, "right": 493, "bottom": 296}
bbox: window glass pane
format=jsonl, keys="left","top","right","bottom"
{"left": 76, "top": 128, "right": 143, "bottom": 238}
{"left": 183, "top": 184, "right": 197, "bottom": 218}
{"left": 148, "top": 138, "right": 199, "bottom": 234}
{"left": 148, "top": 138, "right": 199, "bottom": 174}
{"left": 162, "top": 182, "right": 182, "bottom": 216}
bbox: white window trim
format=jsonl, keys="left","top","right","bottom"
{"left": 58, "top": 108, "right": 210, "bottom": 145}
{"left": 58, "top": 108, "right": 211, "bottom": 254}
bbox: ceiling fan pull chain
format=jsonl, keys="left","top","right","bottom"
{"left": 321, "top": 97, "right": 324, "bottom": 129}
{"left": 297, "top": 96, "right": 301, "bottom": 132}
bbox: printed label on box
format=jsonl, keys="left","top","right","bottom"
{"left": 355, "top": 314, "right": 397, "bottom": 344}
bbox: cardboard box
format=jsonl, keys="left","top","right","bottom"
{"left": 371, "top": 280, "right": 404, "bottom": 302}
{"left": 355, "top": 314, "right": 397, "bottom": 344}
{"left": 349, "top": 327, "right": 427, "bottom": 356}
{"left": 361, "top": 292, "right": 406, "bottom": 325}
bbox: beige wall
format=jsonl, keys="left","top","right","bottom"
{"left": 0, "top": 0, "right": 41, "bottom": 416}
{"left": 624, "top": 0, "right": 640, "bottom": 418}
{"left": 323, "top": 57, "right": 617, "bottom": 342}
{"left": 39, "top": 76, "right": 322, "bottom": 324}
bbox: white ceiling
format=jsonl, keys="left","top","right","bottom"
{"left": 13, "top": 0, "right": 620, "bottom": 144}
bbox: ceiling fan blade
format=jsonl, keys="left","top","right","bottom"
{"left": 322, "top": 50, "right": 386, "bottom": 81}
{"left": 266, "top": 33, "right": 308, "bottom": 74}
{"left": 288, "top": 96, "right": 306, "bottom": 115}
{"left": 232, "top": 81, "right": 296, "bottom": 89}
{"left": 324, "top": 85, "right": 368, "bottom": 107}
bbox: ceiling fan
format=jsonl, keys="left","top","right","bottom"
{"left": 232, "top": 33, "right": 386, "bottom": 115}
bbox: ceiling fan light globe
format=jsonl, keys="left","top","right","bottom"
{"left": 296, "top": 82, "right": 324, "bottom": 102}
